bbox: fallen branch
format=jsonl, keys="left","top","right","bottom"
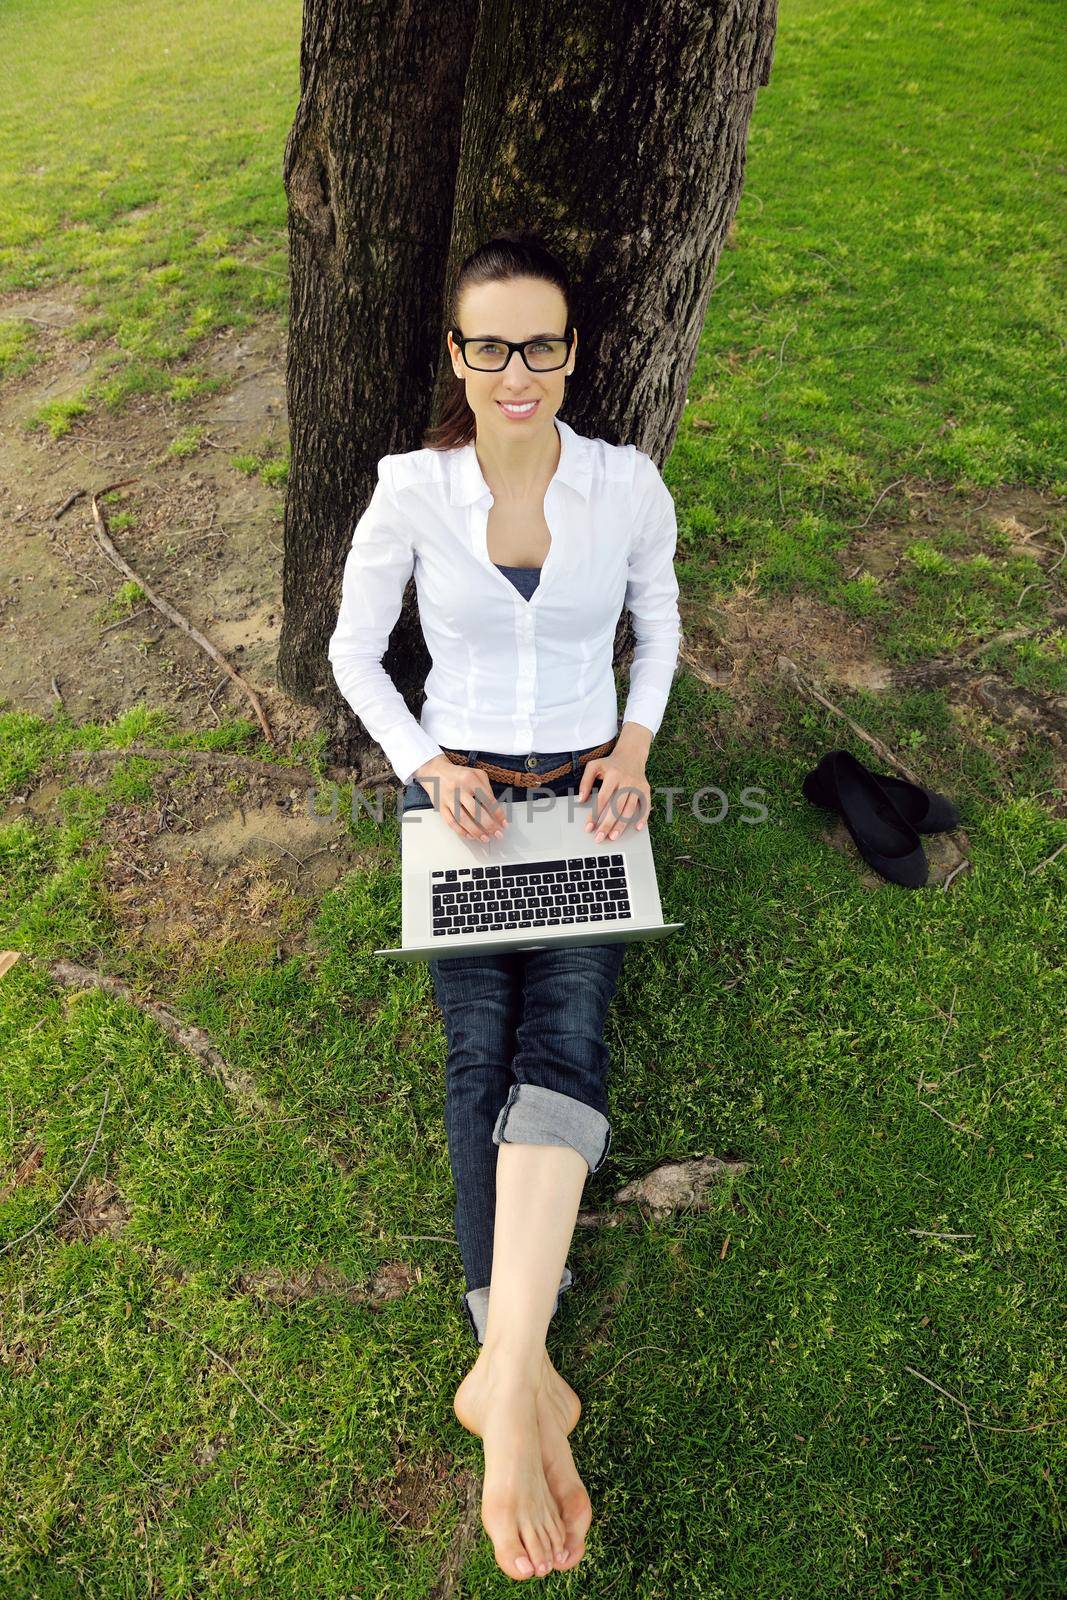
{"left": 777, "top": 654, "right": 921, "bottom": 781}
{"left": 89, "top": 491, "right": 274, "bottom": 745}
{"left": 52, "top": 489, "right": 85, "bottom": 521}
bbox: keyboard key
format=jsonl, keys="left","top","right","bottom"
{"left": 429, "top": 852, "right": 630, "bottom": 942}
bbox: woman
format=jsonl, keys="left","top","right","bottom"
{"left": 327, "top": 230, "right": 681, "bottom": 1581}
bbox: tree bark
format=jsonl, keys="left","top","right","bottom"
{"left": 279, "top": 0, "right": 478, "bottom": 768}
{"left": 281, "top": 0, "right": 777, "bottom": 773}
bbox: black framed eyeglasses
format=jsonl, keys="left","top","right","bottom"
{"left": 450, "top": 325, "right": 575, "bottom": 372}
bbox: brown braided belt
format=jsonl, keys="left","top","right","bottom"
{"left": 440, "top": 737, "right": 617, "bottom": 788}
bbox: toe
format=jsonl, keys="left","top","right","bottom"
{"left": 545, "top": 1526, "right": 569, "bottom": 1570}
{"left": 544, "top": 1503, "right": 568, "bottom": 1560}
{"left": 519, "top": 1519, "right": 553, "bottom": 1577}
{"left": 497, "top": 1542, "right": 535, "bottom": 1579}
{"left": 482, "top": 1501, "right": 536, "bottom": 1580}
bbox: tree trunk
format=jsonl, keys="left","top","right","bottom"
{"left": 279, "top": 1, "right": 478, "bottom": 769}
{"left": 280, "top": 0, "right": 777, "bottom": 774}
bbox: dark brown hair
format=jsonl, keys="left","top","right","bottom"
{"left": 422, "top": 229, "right": 574, "bottom": 452}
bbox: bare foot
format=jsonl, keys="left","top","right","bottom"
{"left": 454, "top": 1355, "right": 571, "bottom": 1580}
{"left": 536, "top": 1354, "right": 592, "bottom": 1570}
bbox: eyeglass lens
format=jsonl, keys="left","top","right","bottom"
{"left": 462, "top": 338, "right": 570, "bottom": 371}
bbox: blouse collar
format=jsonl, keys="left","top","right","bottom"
{"left": 449, "top": 415, "right": 593, "bottom": 506}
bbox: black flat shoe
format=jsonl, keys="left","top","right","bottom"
{"left": 818, "top": 749, "right": 929, "bottom": 887}
{"left": 802, "top": 749, "right": 959, "bottom": 833}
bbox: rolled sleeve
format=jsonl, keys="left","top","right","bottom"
{"left": 327, "top": 458, "right": 445, "bottom": 786}
{"left": 620, "top": 452, "right": 682, "bottom": 738}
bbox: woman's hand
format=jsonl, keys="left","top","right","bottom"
{"left": 576, "top": 741, "right": 651, "bottom": 842}
{"left": 412, "top": 755, "right": 508, "bottom": 843}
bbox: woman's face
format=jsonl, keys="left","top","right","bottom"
{"left": 449, "top": 276, "right": 576, "bottom": 440}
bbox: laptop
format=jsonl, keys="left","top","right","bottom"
{"left": 375, "top": 788, "right": 685, "bottom": 962}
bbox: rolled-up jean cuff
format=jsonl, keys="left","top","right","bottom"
{"left": 463, "top": 1266, "right": 574, "bottom": 1346}
{"left": 491, "top": 1082, "right": 612, "bottom": 1175}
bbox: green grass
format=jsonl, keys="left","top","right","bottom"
{"left": 0, "top": 0, "right": 296, "bottom": 404}
{"left": 231, "top": 446, "right": 291, "bottom": 486}
{"left": 1, "top": 0, "right": 1066, "bottom": 1596}
{"left": 2, "top": 697, "right": 1064, "bottom": 1597}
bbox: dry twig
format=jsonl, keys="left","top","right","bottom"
{"left": 777, "top": 654, "right": 920, "bottom": 781}
{"left": 89, "top": 492, "right": 274, "bottom": 744}
{"left": 942, "top": 860, "right": 971, "bottom": 892}
{"left": 904, "top": 1365, "right": 1065, "bottom": 1434}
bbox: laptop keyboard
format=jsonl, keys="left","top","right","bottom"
{"left": 430, "top": 855, "right": 631, "bottom": 938}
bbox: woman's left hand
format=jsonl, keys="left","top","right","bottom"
{"left": 576, "top": 749, "right": 652, "bottom": 842}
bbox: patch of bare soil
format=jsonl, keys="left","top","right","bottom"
{"left": 681, "top": 585, "right": 889, "bottom": 715}
{"left": 235, "top": 1259, "right": 415, "bottom": 1308}
{"left": 0, "top": 296, "right": 397, "bottom": 953}
{"left": 0, "top": 1141, "right": 46, "bottom": 1204}
{"left": 377, "top": 1438, "right": 460, "bottom": 1537}
{"left": 680, "top": 477, "right": 1066, "bottom": 802}
{"left": 842, "top": 480, "right": 1063, "bottom": 582}
{"left": 0, "top": 292, "right": 313, "bottom": 741}
{"left": 88, "top": 759, "right": 392, "bottom": 964}
{"left": 55, "top": 1174, "right": 129, "bottom": 1241}
{"left": 337, "top": 1438, "right": 471, "bottom": 1573}
{"left": 2, "top": 749, "right": 394, "bottom": 962}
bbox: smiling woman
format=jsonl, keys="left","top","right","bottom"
{"left": 326, "top": 232, "right": 681, "bottom": 795}
{"left": 327, "top": 229, "right": 682, "bottom": 1581}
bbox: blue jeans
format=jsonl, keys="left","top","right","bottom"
{"left": 401, "top": 743, "right": 627, "bottom": 1346}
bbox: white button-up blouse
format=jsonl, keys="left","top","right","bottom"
{"left": 327, "top": 416, "right": 682, "bottom": 786}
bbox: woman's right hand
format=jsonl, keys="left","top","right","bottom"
{"left": 412, "top": 755, "right": 508, "bottom": 842}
